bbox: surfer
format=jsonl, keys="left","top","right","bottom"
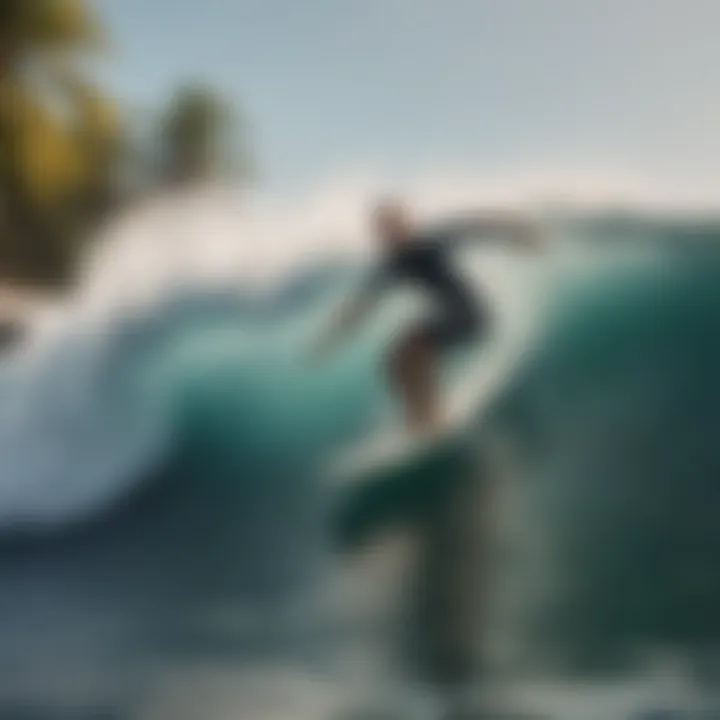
{"left": 312, "top": 199, "right": 539, "bottom": 432}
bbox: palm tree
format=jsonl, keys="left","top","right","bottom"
{"left": 59, "top": 70, "right": 121, "bottom": 221}
{"left": 0, "top": 0, "right": 101, "bottom": 71}
{"left": 0, "top": 0, "right": 113, "bottom": 285}
{"left": 159, "top": 84, "right": 252, "bottom": 187}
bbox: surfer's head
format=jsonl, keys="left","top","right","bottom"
{"left": 372, "top": 198, "right": 413, "bottom": 249}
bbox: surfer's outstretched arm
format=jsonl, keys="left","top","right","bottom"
{"left": 433, "top": 212, "right": 542, "bottom": 251}
{"left": 311, "top": 273, "right": 385, "bottom": 358}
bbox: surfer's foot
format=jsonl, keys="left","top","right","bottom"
{"left": 409, "top": 413, "right": 448, "bottom": 441}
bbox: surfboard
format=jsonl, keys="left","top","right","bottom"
{"left": 327, "top": 360, "right": 509, "bottom": 552}
{"left": 331, "top": 430, "right": 473, "bottom": 552}
{"left": 326, "top": 353, "right": 509, "bottom": 488}
{"left": 328, "top": 413, "right": 466, "bottom": 486}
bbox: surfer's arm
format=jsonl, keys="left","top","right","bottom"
{"left": 433, "top": 212, "right": 542, "bottom": 251}
{"left": 316, "top": 293, "right": 376, "bottom": 352}
{"left": 311, "top": 271, "right": 386, "bottom": 357}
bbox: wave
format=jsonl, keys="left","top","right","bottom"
{"left": 0, "top": 259, "right": 370, "bottom": 532}
{"left": 0, "top": 209, "right": 704, "bottom": 538}
{"left": 1, "top": 201, "right": 720, "bottom": 697}
{"left": 491, "top": 244, "right": 720, "bottom": 670}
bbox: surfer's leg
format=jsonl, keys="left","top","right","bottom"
{"left": 388, "top": 326, "right": 440, "bottom": 432}
{"left": 412, "top": 308, "right": 484, "bottom": 428}
{"left": 388, "top": 302, "right": 486, "bottom": 433}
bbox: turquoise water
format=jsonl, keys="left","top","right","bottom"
{"left": 0, "top": 218, "right": 719, "bottom": 713}
{"left": 494, "top": 246, "right": 720, "bottom": 671}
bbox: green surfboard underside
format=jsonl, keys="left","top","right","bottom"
{"left": 332, "top": 433, "right": 481, "bottom": 552}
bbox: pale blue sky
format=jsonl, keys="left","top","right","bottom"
{"left": 96, "top": 0, "right": 720, "bottom": 193}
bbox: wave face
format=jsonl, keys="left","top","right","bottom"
{"left": 0, "top": 263, "right": 383, "bottom": 532}
{"left": 493, "top": 228, "right": 720, "bottom": 671}
{"left": 0, "top": 263, "right": 398, "bottom": 703}
{"left": 1, "top": 211, "right": 720, "bottom": 704}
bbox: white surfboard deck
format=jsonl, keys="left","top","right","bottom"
{"left": 326, "top": 355, "right": 511, "bottom": 485}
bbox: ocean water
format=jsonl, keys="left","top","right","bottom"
{"left": 0, "top": 209, "right": 719, "bottom": 717}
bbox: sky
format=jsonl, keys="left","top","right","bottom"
{"left": 95, "top": 0, "right": 720, "bottom": 198}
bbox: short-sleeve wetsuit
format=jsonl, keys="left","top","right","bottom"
{"left": 364, "top": 224, "right": 488, "bottom": 350}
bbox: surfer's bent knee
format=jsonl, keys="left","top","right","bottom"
{"left": 387, "top": 327, "right": 428, "bottom": 380}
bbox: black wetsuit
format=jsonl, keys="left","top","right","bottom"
{"left": 366, "top": 226, "right": 488, "bottom": 351}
